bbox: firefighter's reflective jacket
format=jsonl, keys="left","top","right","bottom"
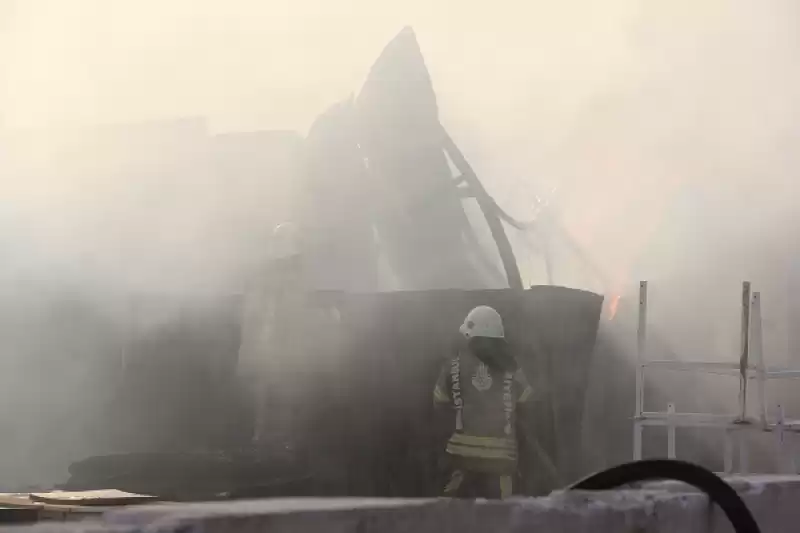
{"left": 433, "top": 349, "right": 533, "bottom": 474}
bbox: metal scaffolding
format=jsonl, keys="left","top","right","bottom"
{"left": 634, "top": 280, "right": 800, "bottom": 474}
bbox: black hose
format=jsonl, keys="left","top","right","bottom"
{"left": 568, "top": 459, "right": 760, "bottom": 533}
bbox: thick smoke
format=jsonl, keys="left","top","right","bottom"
{"left": 2, "top": 0, "right": 800, "bottom": 485}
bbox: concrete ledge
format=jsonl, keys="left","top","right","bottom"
{"left": 641, "top": 475, "right": 800, "bottom": 532}
{"left": 100, "top": 495, "right": 714, "bottom": 533}
{"left": 2, "top": 475, "right": 800, "bottom": 533}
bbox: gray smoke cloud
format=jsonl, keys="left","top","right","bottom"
{"left": 2, "top": 0, "right": 800, "bottom": 486}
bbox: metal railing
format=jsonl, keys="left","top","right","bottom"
{"left": 633, "top": 281, "right": 800, "bottom": 474}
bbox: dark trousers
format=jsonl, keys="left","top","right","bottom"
{"left": 442, "top": 469, "right": 513, "bottom": 499}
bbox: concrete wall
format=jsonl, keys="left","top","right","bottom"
{"left": 2, "top": 475, "right": 800, "bottom": 533}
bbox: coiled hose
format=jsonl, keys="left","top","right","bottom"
{"left": 568, "top": 459, "right": 761, "bottom": 533}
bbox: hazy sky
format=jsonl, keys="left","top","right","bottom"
{"left": 2, "top": 0, "right": 641, "bottom": 133}
{"left": 0, "top": 0, "right": 644, "bottom": 285}
{"left": 3, "top": 0, "right": 800, "bottom": 296}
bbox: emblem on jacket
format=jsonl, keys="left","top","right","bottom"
{"left": 472, "top": 363, "right": 493, "bottom": 391}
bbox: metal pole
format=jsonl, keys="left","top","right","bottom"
{"left": 776, "top": 405, "right": 787, "bottom": 473}
{"left": 724, "top": 428, "right": 734, "bottom": 474}
{"left": 634, "top": 281, "right": 648, "bottom": 460}
{"left": 633, "top": 423, "right": 643, "bottom": 461}
{"left": 739, "top": 431, "right": 749, "bottom": 475}
{"left": 738, "top": 281, "right": 752, "bottom": 422}
{"left": 751, "top": 292, "right": 768, "bottom": 428}
{"left": 637, "top": 281, "right": 648, "bottom": 417}
{"left": 667, "top": 402, "right": 676, "bottom": 459}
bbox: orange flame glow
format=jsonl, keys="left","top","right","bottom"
{"left": 607, "top": 294, "right": 621, "bottom": 321}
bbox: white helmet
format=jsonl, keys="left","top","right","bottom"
{"left": 271, "top": 222, "right": 301, "bottom": 260}
{"left": 459, "top": 306, "right": 505, "bottom": 339}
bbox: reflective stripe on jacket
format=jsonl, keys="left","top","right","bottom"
{"left": 433, "top": 349, "right": 533, "bottom": 472}
{"left": 446, "top": 433, "right": 517, "bottom": 461}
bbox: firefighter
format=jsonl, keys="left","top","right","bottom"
{"left": 238, "top": 222, "right": 343, "bottom": 492}
{"left": 433, "top": 305, "right": 533, "bottom": 499}
{"left": 238, "top": 222, "right": 306, "bottom": 445}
